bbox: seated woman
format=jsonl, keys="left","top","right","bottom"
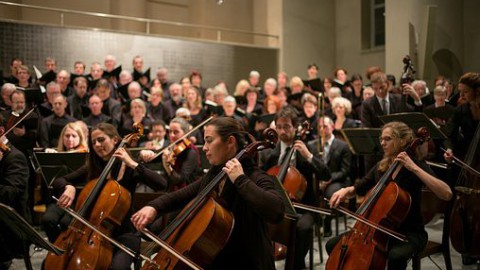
{"left": 120, "top": 98, "right": 153, "bottom": 145}
{"left": 184, "top": 86, "right": 206, "bottom": 127}
{"left": 331, "top": 97, "right": 359, "bottom": 138}
{"left": 43, "top": 123, "right": 167, "bottom": 270}
{"left": 44, "top": 122, "right": 88, "bottom": 153}
{"left": 326, "top": 121, "right": 452, "bottom": 270}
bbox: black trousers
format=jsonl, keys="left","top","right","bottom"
{"left": 41, "top": 203, "right": 73, "bottom": 242}
{"left": 325, "top": 229, "right": 428, "bottom": 270}
{"left": 293, "top": 212, "right": 314, "bottom": 270}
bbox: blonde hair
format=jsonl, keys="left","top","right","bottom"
{"left": 234, "top": 79, "right": 250, "bottom": 96}
{"left": 289, "top": 76, "right": 304, "bottom": 89}
{"left": 130, "top": 98, "right": 147, "bottom": 117}
{"left": 378, "top": 121, "right": 413, "bottom": 172}
{"left": 57, "top": 122, "right": 88, "bottom": 152}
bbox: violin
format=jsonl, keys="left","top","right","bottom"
{"left": 326, "top": 127, "right": 430, "bottom": 270}
{"left": 0, "top": 107, "right": 36, "bottom": 154}
{"left": 166, "top": 138, "right": 192, "bottom": 166}
{"left": 44, "top": 124, "right": 143, "bottom": 270}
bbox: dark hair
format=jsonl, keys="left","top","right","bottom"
{"left": 459, "top": 72, "right": 480, "bottom": 91}
{"left": 386, "top": 74, "right": 396, "bottom": 86}
{"left": 10, "top": 57, "right": 22, "bottom": 66}
{"left": 350, "top": 74, "right": 363, "bottom": 83}
{"left": 74, "top": 76, "right": 87, "bottom": 87}
{"left": 10, "top": 89, "right": 25, "bottom": 102}
{"left": 189, "top": 70, "right": 202, "bottom": 81}
{"left": 87, "top": 123, "right": 121, "bottom": 179}
{"left": 74, "top": 61, "right": 86, "bottom": 69}
{"left": 206, "top": 117, "right": 249, "bottom": 150}
{"left": 308, "top": 63, "right": 318, "bottom": 70}
{"left": 151, "top": 120, "right": 166, "bottom": 130}
{"left": 274, "top": 106, "right": 298, "bottom": 127}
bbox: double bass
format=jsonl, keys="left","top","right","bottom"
{"left": 44, "top": 125, "right": 143, "bottom": 270}
{"left": 449, "top": 122, "right": 480, "bottom": 257}
{"left": 139, "top": 129, "right": 277, "bottom": 269}
{"left": 326, "top": 128, "right": 430, "bottom": 270}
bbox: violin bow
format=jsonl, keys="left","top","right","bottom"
{"left": 440, "top": 147, "right": 480, "bottom": 178}
{"left": 325, "top": 198, "right": 407, "bottom": 242}
{"left": 151, "top": 116, "right": 214, "bottom": 160}
{"left": 51, "top": 197, "right": 161, "bottom": 268}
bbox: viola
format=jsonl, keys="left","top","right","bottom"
{"left": 44, "top": 124, "right": 143, "bottom": 270}
{"left": 326, "top": 127, "right": 430, "bottom": 270}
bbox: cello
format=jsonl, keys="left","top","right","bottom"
{"left": 139, "top": 128, "right": 278, "bottom": 270}
{"left": 44, "top": 124, "right": 143, "bottom": 270}
{"left": 266, "top": 121, "right": 309, "bottom": 202}
{"left": 326, "top": 127, "right": 430, "bottom": 270}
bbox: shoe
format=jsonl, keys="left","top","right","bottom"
{"left": 0, "top": 260, "right": 12, "bottom": 270}
{"left": 462, "top": 255, "right": 477, "bottom": 265}
{"left": 324, "top": 231, "right": 332, "bottom": 237}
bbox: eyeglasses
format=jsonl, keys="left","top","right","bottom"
{"left": 91, "top": 137, "right": 106, "bottom": 144}
{"left": 379, "top": 136, "right": 393, "bottom": 143}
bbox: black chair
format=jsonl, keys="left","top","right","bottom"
{"left": 268, "top": 214, "right": 299, "bottom": 270}
{"left": 411, "top": 193, "right": 453, "bottom": 270}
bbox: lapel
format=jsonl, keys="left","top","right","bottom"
{"left": 373, "top": 97, "right": 385, "bottom": 116}
{"left": 326, "top": 138, "right": 336, "bottom": 164}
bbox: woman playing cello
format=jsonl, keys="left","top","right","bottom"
{"left": 45, "top": 123, "right": 167, "bottom": 270}
{"left": 327, "top": 121, "right": 452, "bottom": 270}
{"left": 131, "top": 117, "right": 285, "bottom": 270}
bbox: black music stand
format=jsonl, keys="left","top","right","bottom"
{"left": 0, "top": 203, "right": 64, "bottom": 270}
{"left": 379, "top": 112, "right": 447, "bottom": 140}
{"left": 340, "top": 128, "right": 383, "bottom": 156}
{"left": 33, "top": 152, "right": 87, "bottom": 187}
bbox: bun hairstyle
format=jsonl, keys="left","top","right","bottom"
{"left": 206, "top": 117, "right": 251, "bottom": 150}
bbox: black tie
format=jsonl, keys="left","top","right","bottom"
{"left": 279, "top": 147, "right": 291, "bottom": 165}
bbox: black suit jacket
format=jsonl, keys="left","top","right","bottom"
{"left": 361, "top": 93, "right": 414, "bottom": 128}
{"left": 308, "top": 138, "right": 352, "bottom": 184}
{"left": 260, "top": 142, "right": 330, "bottom": 206}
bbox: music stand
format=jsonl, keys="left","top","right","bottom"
{"left": 340, "top": 128, "right": 383, "bottom": 156}
{"left": 33, "top": 152, "right": 87, "bottom": 187}
{"left": 379, "top": 112, "right": 447, "bottom": 140}
{"left": 0, "top": 203, "right": 63, "bottom": 270}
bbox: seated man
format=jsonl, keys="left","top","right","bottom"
{"left": 0, "top": 114, "right": 30, "bottom": 268}
{"left": 39, "top": 94, "right": 76, "bottom": 148}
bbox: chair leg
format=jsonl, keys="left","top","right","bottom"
{"left": 411, "top": 255, "right": 420, "bottom": 270}
{"left": 309, "top": 231, "right": 314, "bottom": 270}
{"left": 315, "top": 223, "right": 323, "bottom": 263}
{"left": 23, "top": 245, "right": 33, "bottom": 270}
{"left": 442, "top": 249, "right": 452, "bottom": 270}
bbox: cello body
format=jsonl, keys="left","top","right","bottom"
{"left": 267, "top": 165, "right": 307, "bottom": 202}
{"left": 141, "top": 197, "right": 234, "bottom": 270}
{"left": 44, "top": 179, "right": 131, "bottom": 270}
{"left": 326, "top": 182, "right": 411, "bottom": 270}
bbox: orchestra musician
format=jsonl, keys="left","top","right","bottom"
{"left": 327, "top": 121, "right": 452, "bottom": 270}
{"left": 443, "top": 71, "right": 480, "bottom": 265}
{"left": 45, "top": 123, "right": 167, "bottom": 270}
{"left": 259, "top": 107, "right": 330, "bottom": 270}
{"left": 131, "top": 117, "right": 285, "bottom": 270}
{"left": 41, "top": 122, "right": 89, "bottom": 242}
{"left": 0, "top": 114, "right": 30, "bottom": 269}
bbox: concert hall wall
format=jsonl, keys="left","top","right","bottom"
{"left": 0, "top": 21, "right": 279, "bottom": 89}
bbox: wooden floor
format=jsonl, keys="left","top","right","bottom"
{"left": 8, "top": 215, "right": 479, "bottom": 270}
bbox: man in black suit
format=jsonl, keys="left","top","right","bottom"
{"left": 361, "top": 71, "right": 422, "bottom": 128}
{"left": 0, "top": 114, "right": 30, "bottom": 269}
{"left": 308, "top": 116, "right": 352, "bottom": 236}
{"left": 260, "top": 107, "right": 330, "bottom": 270}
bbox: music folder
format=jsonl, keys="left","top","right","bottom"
{"left": 33, "top": 152, "right": 87, "bottom": 187}
{"left": 0, "top": 203, "right": 64, "bottom": 255}
{"left": 340, "top": 128, "right": 383, "bottom": 155}
{"left": 378, "top": 112, "right": 447, "bottom": 140}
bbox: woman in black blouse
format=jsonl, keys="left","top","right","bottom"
{"left": 131, "top": 117, "right": 285, "bottom": 270}
{"left": 45, "top": 123, "right": 166, "bottom": 270}
{"left": 327, "top": 121, "right": 452, "bottom": 270}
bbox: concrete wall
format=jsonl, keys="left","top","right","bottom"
{"left": 282, "top": 0, "right": 335, "bottom": 79}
